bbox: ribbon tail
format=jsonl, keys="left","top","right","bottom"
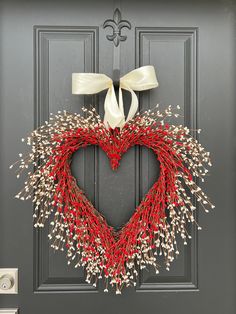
{"left": 119, "top": 87, "right": 125, "bottom": 117}
{"left": 125, "top": 88, "right": 139, "bottom": 124}
{"left": 104, "top": 85, "right": 125, "bottom": 129}
{"left": 114, "top": 87, "right": 126, "bottom": 128}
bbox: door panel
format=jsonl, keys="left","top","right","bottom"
{"left": 0, "top": 0, "right": 235, "bottom": 313}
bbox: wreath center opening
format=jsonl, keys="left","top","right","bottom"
{"left": 71, "top": 145, "right": 160, "bottom": 231}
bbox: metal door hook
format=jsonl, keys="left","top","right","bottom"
{"left": 113, "top": 69, "right": 120, "bottom": 88}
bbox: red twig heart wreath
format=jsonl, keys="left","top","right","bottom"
{"left": 11, "top": 106, "right": 214, "bottom": 294}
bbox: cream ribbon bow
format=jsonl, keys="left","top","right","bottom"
{"left": 72, "top": 65, "right": 158, "bottom": 129}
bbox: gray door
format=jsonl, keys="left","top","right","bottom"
{"left": 0, "top": 0, "right": 235, "bottom": 313}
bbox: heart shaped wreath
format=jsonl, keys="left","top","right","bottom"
{"left": 11, "top": 105, "right": 214, "bottom": 294}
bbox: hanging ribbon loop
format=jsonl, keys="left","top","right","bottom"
{"left": 72, "top": 65, "right": 158, "bottom": 129}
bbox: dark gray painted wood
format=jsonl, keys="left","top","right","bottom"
{"left": 0, "top": 0, "right": 235, "bottom": 313}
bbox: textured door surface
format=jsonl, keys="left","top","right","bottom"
{"left": 0, "top": 0, "right": 235, "bottom": 313}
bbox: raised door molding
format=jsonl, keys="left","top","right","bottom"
{"left": 33, "top": 26, "right": 99, "bottom": 292}
{"left": 135, "top": 27, "right": 198, "bottom": 291}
